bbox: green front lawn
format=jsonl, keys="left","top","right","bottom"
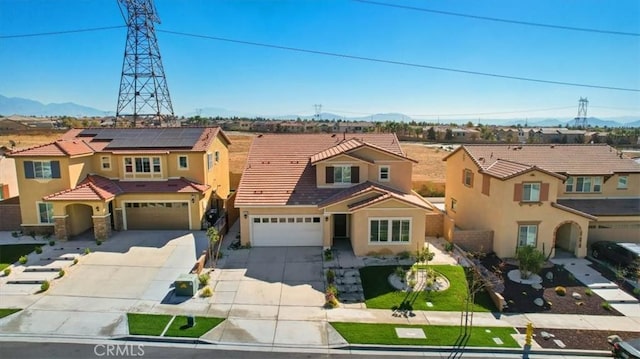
{"left": 331, "top": 322, "right": 519, "bottom": 347}
{"left": 0, "top": 244, "right": 40, "bottom": 270}
{"left": 0, "top": 308, "right": 22, "bottom": 319}
{"left": 127, "top": 313, "right": 224, "bottom": 338}
{"left": 360, "top": 265, "right": 495, "bottom": 312}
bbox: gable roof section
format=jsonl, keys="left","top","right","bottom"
{"left": 235, "top": 133, "right": 408, "bottom": 207}
{"left": 318, "top": 181, "right": 433, "bottom": 211}
{"left": 310, "top": 137, "right": 416, "bottom": 164}
{"left": 8, "top": 139, "right": 94, "bottom": 157}
{"left": 481, "top": 158, "right": 566, "bottom": 180}
{"left": 444, "top": 144, "right": 640, "bottom": 176}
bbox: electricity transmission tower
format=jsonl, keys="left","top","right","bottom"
{"left": 314, "top": 104, "right": 322, "bottom": 121}
{"left": 573, "top": 97, "right": 588, "bottom": 128}
{"left": 116, "top": 0, "right": 174, "bottom": 127}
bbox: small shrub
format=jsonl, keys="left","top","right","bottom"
{"left": 96, "top": 240, "right": 102, "bottom": 246}
{"left": 555, "top": 286, "right": 567, "bottom": 296}
{"left": 201, "top": 286, "right": 213, "bottom": 297}
{"left": 58, "top": 269, "right": 65, "bottom": 278}
{"left": 444, "top": 242, "right": 454, "bottom": 252}
{"left": 585, "top": 288, "right": 593, "bottom": 296}
{"left": 72, "top": 258, "right": 78, "bottom": 265}
{"left": 84, "top": 248, "right": 91, "bottom": 255}
{"left": 394, "top": 266, "right": 406, "bottom": 282}
{"left": 40, "top": 280, "right": 50, "bottom": 292}
{"left": 326, "top": 269, "right": 335, "bottom": 284}
{"left": 415, "top": 247, "right": 435, "bottom": 263}
{"left": 425, "top": 277, "right": 434, "bottom": 288}
{"left": 18, "top": 255, "right": 28, "bottom": 265}
{"left": 324, "top": 292, "right": 339, "bottom": 309}
{"left": 48, "top": 240, "right": 55, "bottom": 246}
{"left": 11, "top": 231, "right": 20, "bottom": 238}
{"left": 397, "top": 251, "right": 411, "bottom": 260}
{"left": 633, "top": 287, "right": 640, "bottom": 297}
{"left": 326, "top": 284, "right": 338, "bottom": 296}
{"left": 4, "top": 268, "right": 11, "bottom": 276}
{"left": 601, "top": 301, "right": 612, "bottom": 311}
{"left": 198, "top": 273, "right": 210, "bottom": 287}
{"left": 408, "top": 279, "right": 417, "bottom": 290}
{"left": 323, "top": 248, "right": 333, "bottom": 261}
{"left": 35, "top": 246, "right": 43, "bottom": 254}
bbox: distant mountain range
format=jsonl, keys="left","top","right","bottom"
{"left": 1, "top": 94, "right": 638, "bottom": 127}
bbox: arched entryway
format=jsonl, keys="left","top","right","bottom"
{"left": 65, "top": 203, "right": 94, "bottom": 238}
{"left": 554, "top": 221, "right": 582, "bottom": 257}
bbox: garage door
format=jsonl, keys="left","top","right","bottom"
{"left": 125, "top": 202, "right": 189, "bottom": 230}
{"left": 251, "top": 215, "right": 322, "bottom": 246}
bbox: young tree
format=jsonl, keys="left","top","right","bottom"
{"left": 207, "top": 226, "right": 221, "bottom": 269}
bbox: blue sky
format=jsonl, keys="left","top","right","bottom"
{"left": 0, "top": 0, "right": 639, "bottom": 120}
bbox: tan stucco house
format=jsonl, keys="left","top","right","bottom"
{"left": 443, "top": 144, "right": 640, "bottom": 258}
{"left": 7, "top": 127, "right": 230, "bottom": 240}
{"left": 235, "top": 133, "right": 440, "bottom": 256}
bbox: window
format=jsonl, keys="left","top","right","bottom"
{"left": 518, "top": 224, "right": 538, "bottom": 247}
{"left": 24, "top": 160, "right": 60, "bottom": 179}
{"left": 522, "top": 183, "right": 541, "bottom": 202}
{"left": 618, "top": 176, "right": 628, "bottom": 189}
{"left": 101, "top": 156, "right": 111, "bottom": 170}
{"left": 370, "top": 219, "right": 410, "bottom": 243}
{"left": 463, "top": 169, "right": 473, "bottom": 187}
{"left": 215, "top": 151, "right": 220, "bottom": 162}
{"left": 178, "top": 156, "right": 188, "bottom": 169}
{"left": 450, "top": 198, "right": 457, "bottom": 212}
{"left": 566, "top": 176, "right": 603, "bottom": 193}
{"left": 379, "top": 166, "right": 390, "bottom": 181}
{"left": 207, "top": 153, "right": 214, "bottom": 170}
{"left": 38, "top": 202, "right": 54, "bottom": 224}
{"left": 124, "top": 157, "right": 161, "bottom": 174}
{"left": 334, "top": 166, "right": 351, "bottom": 184}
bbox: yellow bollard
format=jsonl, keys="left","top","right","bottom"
{"left": 525, "top": 322, "right": 533, "bottom": 346}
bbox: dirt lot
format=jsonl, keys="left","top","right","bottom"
{"left": 0, "top": 131, "right": 448, "bottom": 189}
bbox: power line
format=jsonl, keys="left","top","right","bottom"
{"left": 158, "top": 29, "right": 640, "bottom": 93}
{"left": 354, "top": 0, "right": 640, "bottom": 37}
{"left": 409, "top": 106, "right": 577, "bottom": 118}
{"left": 0, "top": 25, "right": 126, "bottom": 39}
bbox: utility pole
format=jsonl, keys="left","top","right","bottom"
{"left": 116, "top": 0, "right": 174, "bottom": 127}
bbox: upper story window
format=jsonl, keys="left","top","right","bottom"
{"left": 522, "top": 183, "right": 541, "bottom": 202}
{"left": 379, "top": 166, "right": 390, "bottom": 182}
{"left": 518, "top": 224, "right": 538, "bottom": 247}
{"left": 178, "top": 155, "right": 188, "bottom": 170}
{"left": 325, "top": 165, "right": 359, "bottom": 185}
{"left": 463, "top": 169, "right": 474, "bottom": 187}
{"left": 450, "top": 198, "right": 457, "bottom": 212}
{"left": 207, "top": 153, "right": 214, "bottom": 170}
{"left": 101, "top": 156, "right": 111, "bottom": 170}
{"left": 215, "top": 151, "right": 220, "bottom": 162}
{"left": 618, "top": 176, "right": 628, "bottom": 189}
{"left": 24, "top": 160, "right": 61, "bottom": 179}
{"left": 124, "top": 157, "right": 161, "bottom": 176}
{"left": 565, "top": 176, "right": 602, "bottom": 193}
{"left": 38, "top": 202, "right": 54, "bottom": 224}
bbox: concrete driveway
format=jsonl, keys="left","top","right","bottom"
{"left": 0, "top": 230, "right": 207, "bottom": 338}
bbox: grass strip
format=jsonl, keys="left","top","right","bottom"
{"left": 0, "top": 308, "right": 21, "bottom": 319}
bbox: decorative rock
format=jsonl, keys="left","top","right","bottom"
{"left": 572, "top": 292, "right": 582, "bottom": 300}
{"left": 553, "top": 339, "right": 566, "bottom": 348}
{"left": 531, "top": 283, "right": 542, "bottom": 290}
{"left": 546, "top": 272, "right": 554, "bottom": 281}
{"left": 541, "top": 331, "right": 555, "bottom": 340}
{"left": 426, "top": 302, "right": 433, "bottom": 307}
{"left": 534, "top": 298, "right": 544, "bottom": 307}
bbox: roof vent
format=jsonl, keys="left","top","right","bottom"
{"left": 550, "top": 145, "right": 555, "bottom": 148}
{"left": 257, "top": 134, "right": 263, "bottom": 138}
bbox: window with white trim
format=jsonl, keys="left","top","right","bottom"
{"left": 379, "top": 166, "right": 390, "bottom": 181}
{"left": 178, "top": 155, "right": 188, "bottom": 170}
{"left": 207, "top": 153, "right": 214, "bottom": 170}
{"left": 27, "top": 161, "right": 53, "bottom": 179}
{"left": 369, "top": 219, "right": 411, "bottom": 243}
{"left": 618, "top": 176, "right": 628, "bottom": 189}
{"left": 522, "top": 183, "right": 541, "bottom": 202}
{"left": 565, "top": 176, "right": 603, "bottom": 193}
{"left": 334, "top": 165, "right": 351, "bottom": 184}
{"left": 518, "top": 224, "right": 538, "bottom": 247}
{"left": 38, "top": 202, "right": 54, "bottom": 224}
{"left": 101, "top": 156, "right": 111, "bottom": 170}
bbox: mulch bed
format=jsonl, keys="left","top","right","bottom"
{"left": 480, "top": 253, "right": 622, "bottom": 316}
{"left": 516, "top": 327, "right": 640, "bottom": 351}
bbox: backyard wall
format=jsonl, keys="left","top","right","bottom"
{"left": 0, "top": 196, "right": 21, "bottom": 231}
{"left": 453, "top": 229, "right": 494, "bottom": 254}
{"left": 425, "top": 212, "right": 444, "bottom": 237}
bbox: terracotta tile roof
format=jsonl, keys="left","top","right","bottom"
{"left": 557, "top": 198, "right": 640, "bottom": 216}
{"left": 44, "top": 175, "right": 208, "bottom": 201}
{"left": 481, "top": 159, "right": 565, "bottom": 180}
{"left": 235, "top": 133, "right": 407, "bottom": 206}
{"left": 8, "top": 139, "right": 94, "bottom": 157}
{"left": 319, "top": 182, "right": 433, "bottom": 211}
{"left": 550, "top": 202, "right": 598, "bottom": 220}
{"left": 445, "top": 144, "right": 640, "bottom": 176}
{"left": 318, "top": 181, "right": 386, "bottom": 208}
{"left": 310, "top": 139, "right": 365, "bottom": 163}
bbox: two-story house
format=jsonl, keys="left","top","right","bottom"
{"left": 8, "top": 127, "right": 231, "bottom": 241}
{"left": 443, "top": 144, "right": 640, "bottom": 258}
{"left": 235, "top": 133, "right": 440, "bottom": 256}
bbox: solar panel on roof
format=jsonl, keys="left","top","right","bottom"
{"left": 78, "top": 128, "right": 202, "bottom": 149}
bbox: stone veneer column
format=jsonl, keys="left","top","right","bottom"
{"left": 93, "top": 214, "right": 112, "bottom": 241}
{"left": 113, "top": 208, "right": 124, "bottom": 231}
{"left": 53, "top": 216, "right": 69, "bottom": 241}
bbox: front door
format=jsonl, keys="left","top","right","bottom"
{"left": 334, "top": 214, "right": 347, "bottom": 238}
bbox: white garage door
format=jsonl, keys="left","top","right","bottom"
{"left": 251, "top": 215, "right": 322, "bottom": 246}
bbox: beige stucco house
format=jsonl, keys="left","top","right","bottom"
{"left": 235, "top": 133, "right": 440, "bottom": 256}
{"left": 8, "top": 127, "right": 230, "bottom": 240}
{"left": 443, "top": 144, "right": 640, "bottom": 258}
